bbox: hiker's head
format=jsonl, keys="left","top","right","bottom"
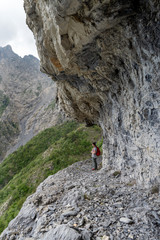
{"left": 92, "top": 142, "right": 96, "bottom": 147}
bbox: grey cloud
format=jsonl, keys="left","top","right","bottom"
{"left": 0, "top": 22, "right": 17, "bottom": 44}
{"left": 0, "top": 0, "right": 38, "bottom": 58}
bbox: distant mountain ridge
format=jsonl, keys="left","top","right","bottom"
{"left": 0, "top": 45, "right": 61, "bottom": 161}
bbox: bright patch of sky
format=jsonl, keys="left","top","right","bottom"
{"left": 0, "top": 0, "right": 39, "bottom": 58}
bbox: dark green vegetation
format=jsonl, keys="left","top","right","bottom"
{"left": 0, "top": 90, "right": 10, "bottom": 117}
{"left": 0, "top": 121, "right": 19, "bottom": 140}
{"left": 0, "top": 120, "right": 19, "bottom": 161}
{"left": 0, "top": 121, "right": 102, "bottom": 233}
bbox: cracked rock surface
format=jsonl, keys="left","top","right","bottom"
{"left": 23, "top": 0, "right": 160, "bottom": 186}
{"left": 1, "top": 159, "right": 159, "bottom": 239}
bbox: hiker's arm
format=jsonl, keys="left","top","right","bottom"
{"left": 92, "top": 148, "right": 96, "bottom": 154}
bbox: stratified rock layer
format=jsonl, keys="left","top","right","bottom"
{"left": 24, "top": 0, "right": 160, "bottom": 186}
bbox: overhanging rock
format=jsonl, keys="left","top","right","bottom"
{"left": 24, "top": 0, "right": 160, "bottom": 186}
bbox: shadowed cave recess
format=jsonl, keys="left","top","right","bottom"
{"left": 24, "top": 0, "right": 160, "bottom": 186}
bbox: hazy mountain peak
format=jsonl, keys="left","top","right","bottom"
{"left": 0, "top": 45, "right": 19, "bottom": 60}
{"left": 0, "top": 45, "right": 12, "bottom": 51}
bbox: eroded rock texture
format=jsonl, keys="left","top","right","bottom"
{"left": 24, "top": 0, "right": 160, "bottom": 186}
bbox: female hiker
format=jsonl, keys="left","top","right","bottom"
{"left": 91, "top": 142, "right": 98, "bottom": 170}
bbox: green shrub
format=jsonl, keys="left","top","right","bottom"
{"left": 0, "top": 91, "right": 10, "bottom": 116}
{"left": 96, "top": 137, "right": 103, "bottom": 152}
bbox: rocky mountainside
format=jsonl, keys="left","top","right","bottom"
{"left": 1, "top": 159, "right": 159, "bottom": 240}
{"left": 0, "top": 45, "right": 61, "bottom": 161}
{"left": 24, "top": 0, "right": 160, "bottom": 186}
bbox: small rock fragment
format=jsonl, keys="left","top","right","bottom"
{"left": 120, "top": 217, "right": 134, "bottom": 224}
{"left": 102, "top": 236, "right": 110, "bottom": 240}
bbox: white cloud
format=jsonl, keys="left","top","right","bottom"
{"left": 0, "top": 0, "right": 39, "bottom": 58}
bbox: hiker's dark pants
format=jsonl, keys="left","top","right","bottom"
{"left": 92, "top": 157, "right": 97, "bottom": 169}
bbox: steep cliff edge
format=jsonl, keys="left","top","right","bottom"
{"left": 24, "top": 0, "right": 160, "bottom": 186}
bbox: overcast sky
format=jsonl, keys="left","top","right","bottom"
{"left": 0, "top": 0, "right": 39, "bottom": 58}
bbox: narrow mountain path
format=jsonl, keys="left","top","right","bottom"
{"left": 1, "top": 158, "right": 159, "bottom": 240}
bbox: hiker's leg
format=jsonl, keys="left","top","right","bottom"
{"left": 92, "top": 157, "right": 97, "bottom": 169}
{"left": 94, "top": 158, "right": 97, "bottom": 169}
{"left": 92, "top": 157, "right": 95, "bottom": 169}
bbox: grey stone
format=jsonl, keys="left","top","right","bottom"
{"left": 43, "top": 225, "right": 82, "bottom": 240}
{"left": 10, "top": 235, "right": 16, "bottom": 240}
{"left": 102, "top": 237, "right": 110, "bottom": 240}
{"left": 81, "top": 229, "right": 92, "bottom": 240}
{"left": 119, "top": 217, "right": 134, "bottom": 224}
{"left": 62, "top": 210, "right": 79, "bottom": 218}
{"left": 99, "top": 220, "right": 112, "bottom": 228}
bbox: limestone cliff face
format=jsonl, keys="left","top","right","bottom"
{"left": 0, "top": 45, "right": 61, "bottom": 161}
{"left": 24, "top": 0, "right": 160, "bottom": 186}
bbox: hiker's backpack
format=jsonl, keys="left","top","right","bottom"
{"left": 96, "top": 147, "right": 100, "bottom": 156}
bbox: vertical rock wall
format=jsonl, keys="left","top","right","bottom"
{"left": 24, "top": 0, "right": 160, "bottom": 186}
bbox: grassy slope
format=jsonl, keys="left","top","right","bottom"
{"left": 0, "top": 121, "right": 102, "bottom": 233}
